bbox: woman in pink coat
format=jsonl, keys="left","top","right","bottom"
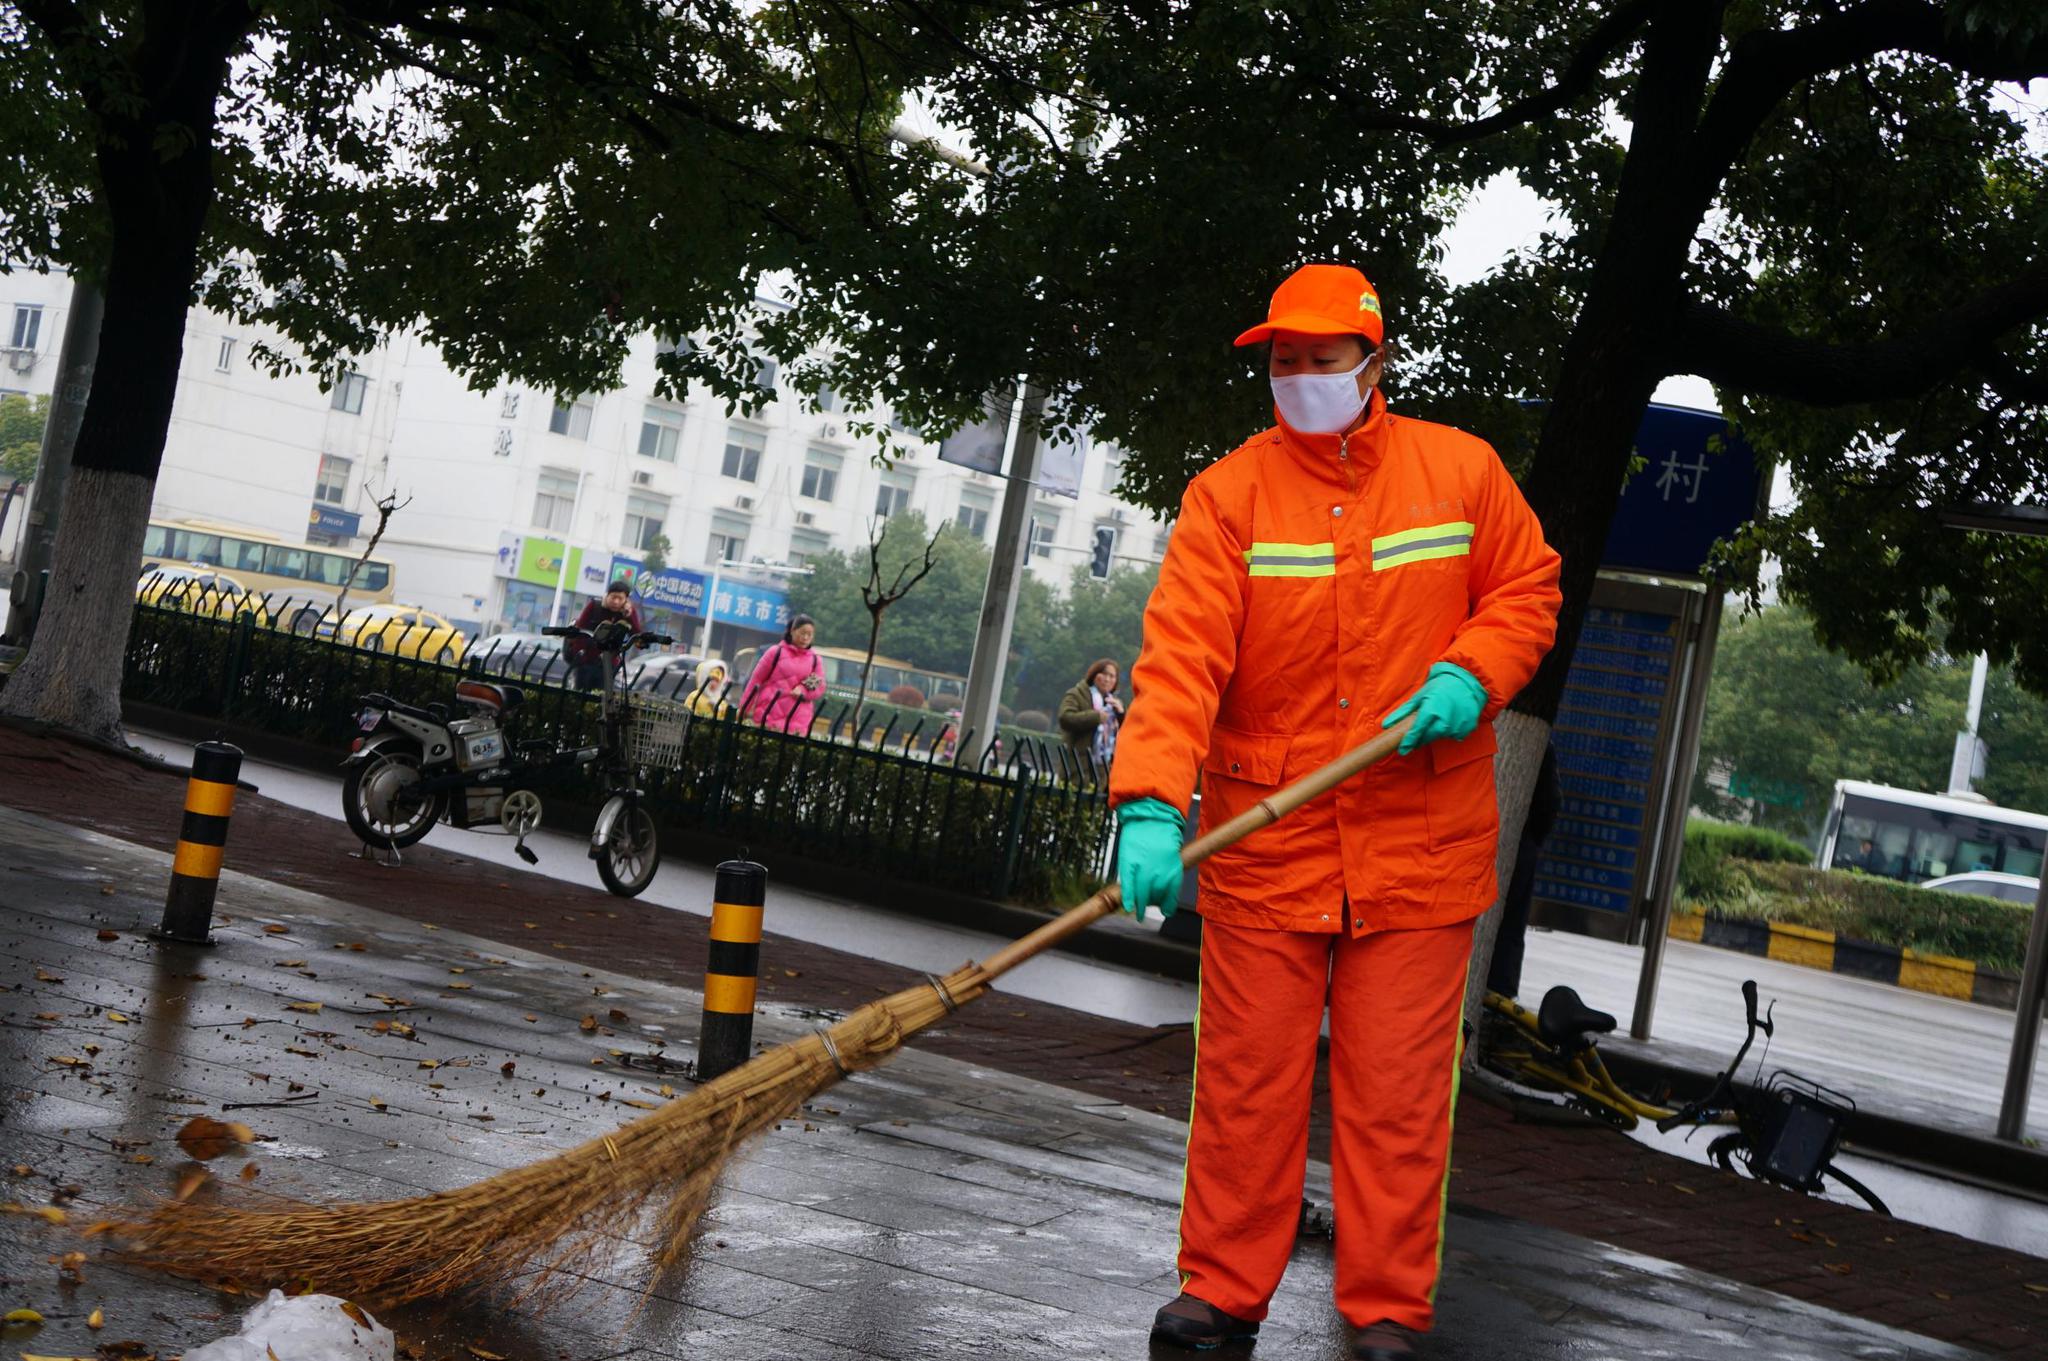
{"left": 738, "top": 613, "right": 825, "bottom": 734}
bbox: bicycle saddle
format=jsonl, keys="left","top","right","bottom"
{"left": 1536, "top": 985, "right": 1616, "bottom": 1048}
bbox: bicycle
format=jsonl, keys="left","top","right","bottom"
{"left": 1480, "top": 979, "right": 1890, "bottom": 1215}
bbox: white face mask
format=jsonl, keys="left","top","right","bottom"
{"left": 1271, "top": 356, "right": 1370, "bottom": 434}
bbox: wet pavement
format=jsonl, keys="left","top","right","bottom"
{"left": 0, "top": 805, "right": 1992, "bottom": 1360}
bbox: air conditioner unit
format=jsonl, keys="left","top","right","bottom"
{"left": 5, "top": 348, "right": 33, "bottom": 375}
{"left": 1109, "top": 507, "right": 1128, "bottom": 524}
{"left": 794, "top": 511, "right": 816, "bottom": 528}
{"left": 632, "top": 470, "right": 653, "bottom": 487}
{"left": 733, "top": 494, "right": 756, "bottom": 512}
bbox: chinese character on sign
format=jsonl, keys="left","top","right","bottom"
{"left": 714, "top": 590, "right": 734, "bottom": 615}
{"left": 1654, "top": 448, "right": 1710, "bottom": 504}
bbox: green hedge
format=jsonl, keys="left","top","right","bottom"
{"left": 1677, "top": 854, "right": 2031, "bottom": 972}
{"left": 1684, "top": 819, "right": 1812, "bottom": 867}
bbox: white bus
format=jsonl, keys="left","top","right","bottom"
{"left": 1816, "top": 779, "right": 2048, "bottom": 885}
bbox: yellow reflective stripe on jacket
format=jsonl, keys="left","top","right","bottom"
{"left": 1243, "top": 541, "right": 1336, "bottom": 578}
{"left": 1371, "top": 520, "right": 1474, "bottom": 571}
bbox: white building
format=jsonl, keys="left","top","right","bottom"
{"left": 2, "top": 272, "right": 1172, "bottom": 657}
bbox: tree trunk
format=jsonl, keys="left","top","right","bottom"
{"left": 859, "top": 610, "right": 884, "bottom": 703}
{"left": 1464, "top": 2, "right": 1731, "bottom": 1033}
{"left": 0, "top": 6, "right": 247, "bottom": 740}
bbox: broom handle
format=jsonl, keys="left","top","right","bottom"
{"left": 975, "top": 718, "right": 1413, "bottom": 980}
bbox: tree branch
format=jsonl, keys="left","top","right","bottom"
{"left": 1663, "top": 266, "right": 2048, "bottom": 405}
{"left": 1693, "top": 0, "right": 2048, "bottom": 185}
{"left": 1314, "top": 0, "right": 1658, "bottom": 144}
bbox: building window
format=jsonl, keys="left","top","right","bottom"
{"left": 754, "top": 357, "right": 778, "bottom": 391}
{"left": 708, "top": 528, "right": 747, "bottom": 564}
{"left": 638, "top": 403, "right": 683, "bottom": 462}
{"left": 549, "top": 396, "right": 593, "bottom": 440}
{"left": 875, "top": 469, "right": 915, "bottom": 519}
{"left": 800, "top": 447, "right": 841, "bottom": 503}
{"left": 330, "top": 370, "right": 368, "bottom": 415}
{"left": 215, "top": 336, "right": 236, "bottom": 373}
{"left": 815, "top": 386, "right": 838, "bottom": 413}
{"left": 789, "top": 529, "right": 831, "bottom": 568}
{"left": 314, "top": 454, "right": 351, "bottom": 505}
{"left": 1029, "top": 508, "right": 1060, "bottom": 559}
{"left": 722, "top": 425, "right": 764, "bottom": 482}
{"left": 499, "top": 390, "right": 521, "bottom": 419}
{"left": 623, "top": 493, "right": 669, "bottom": 551}
{"left": 956, "top": 487, "right": 994, "bottom": 541}
{"left": 1100, "top": 444, "right": 1127, "bottom": 493}
{"left": 532, "top": 470, "right": 578, "bottom": 532}
{"left": 9, "top": 305, "right": 41, "bottom": 351}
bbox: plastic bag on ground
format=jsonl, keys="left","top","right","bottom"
{"left": 183, "top": 1289, "right": 394, "bottom": 1361}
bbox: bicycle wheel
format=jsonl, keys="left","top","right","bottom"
{"left": 1822, "top": 1164, "right": 1891, "bottom": 1216}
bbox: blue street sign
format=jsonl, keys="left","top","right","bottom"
{"left": 1602, "top": 404, "right": 1768, "bottom": 577}
{"left": 308, "top": 504, "right": 360, "bottom": 538}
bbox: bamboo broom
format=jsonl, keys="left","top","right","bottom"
{"left": 118, "top": 720, "right": 1413, "bottom": 1306}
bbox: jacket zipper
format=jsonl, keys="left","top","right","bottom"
{"left": 1338, "top": 431, "right": 1357, "bottom": 492}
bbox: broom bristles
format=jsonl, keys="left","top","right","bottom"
{"left": 115, "top": 963, "right": 987, "bottom": 1307}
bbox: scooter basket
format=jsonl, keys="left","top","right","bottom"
{"left": 622, "top": 694, "right": 689, "bottom": 770}
{"left": 1755, "top": 1071, "right": 1852, "bottom": 1189}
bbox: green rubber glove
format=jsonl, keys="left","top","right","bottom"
{"left": 1383, "top": 661, "right": 1488, "bottom": 756}
{"left": 1116, "top": 797, "right": 1185, "bottom": 918}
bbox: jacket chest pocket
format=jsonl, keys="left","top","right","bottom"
{"left": 1203, "top": 724, "right": 1290, "bottom": 787}
{"left": 1423, "top": 722, "right": 1498, "bottom": 850}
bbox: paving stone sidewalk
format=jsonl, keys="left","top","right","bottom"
{"left": 1, "top": 727, "right": 2044, "bottom": 1356}
{"left": 0, "top": 805, "right": 2008, "bottom": 1360}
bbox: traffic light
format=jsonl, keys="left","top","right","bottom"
{"left": 1090, "top": 526, "right": 1117, "bottom": 579}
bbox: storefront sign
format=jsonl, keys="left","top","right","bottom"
{"left": 709, "top": 578, "right": 790, "bottom": 630}
{"left": 308, "top": 504, "right": 360, "bottom": 539}
{"left": 609, "top": 556, "right": 708, "bottom": 615}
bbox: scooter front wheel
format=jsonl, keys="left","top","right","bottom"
{"left": 595, "top": 803, "right": 660, "bottom": 898}
{"left": 342, "top": 748, "right": 444, "bottom": 850}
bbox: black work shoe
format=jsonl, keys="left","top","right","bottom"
{"left": 1150, "top": 1294, "right": 1260, "bottom": 1350}
{"left": 1352, "top": 1320, "right": 1416, "bottom": 1359}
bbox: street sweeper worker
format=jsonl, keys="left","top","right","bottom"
{"left": 1110, "top": 263, "right": 1561, "bottom": 1360}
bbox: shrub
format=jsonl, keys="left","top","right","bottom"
{"left": 1014, "top": 708, "right": 1052, "bottom": 732}
{"left": 886, "top": 684, "right": 927, "bottom": 709}
{"left": 1686, "top": 818, "right": 1811, "bottom": 865}
{"left": 997, "top": 703, "right": 1015, "bottom": 725}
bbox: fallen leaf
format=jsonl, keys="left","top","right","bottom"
{"left": 4, "top": 1308, "right": 46, "bottom": 1324}
{"left": 467, "top": 1347, "right": 507, "bottom": 1360}
{"left": 96, "top": 930, "right": 119, "bottom": 942}
{"left": 87, "top": 1307, "right": 104, "bottom": 1329}
{"left": 467, "top": 1114, "right": 494, "bottom": 1123}
{"left": 48, "top": 1057, "right": 88, "bottom": 1068}
{"left": 523, "top": 1014, "right": 537, "bottom": 1023}
{"left": 127, "top": 1155, "right": 154, "bottom": 1166}
{"left": 34, "top": 968, "right": 62, "bottom": 983}
{"left": 81, "top": 1044, "right": 99, "bottom": 1056}
{"left": 262, "top": 924, "right": 289, "bottom": 935}
{"left": 371, "top": 1020, "right": 391, "bottom": 1034}
{"left": 389, "top": 1023, "right": 414, "bottom": 1038}
{"left": 2024, "top": 1283, "right": 2048, "bottom": 1295}
{"left": 1823, "top": 1262, "right": 1853, "bottom": 1275}
{"left": 608, "top": 1008, "right": 629, "bottom": 1024}
{"left": 448, "top": 967, "right": 466, "bottom": 975}
{"left": 579, "top": 1015, "right": 598, "bottom": 1032}
{"left": 105, "top": 1012, "right": 129, "bottom": 1024}
{"left": 285, "top": 1002, "right": 322, "bottom": 1015}
{"left": 500, "top": 1061, "right": 516, "bottom": 1076}
{"left": 345, "top": 942, "right": 367, "bottom": 952}
{"left": 784, "top": 969, "right": 800, "bottom": 978}
{"left": 173, "top": 1167, "right": 210, "bottom": 1201}
{"left": 618, "top": 1099, "right": 658, "bottom": 1111}
{"left": 369, "top": 1098, "right": 388, "bottom": 1112}
{"left": 0, "top": 1204, "right": 67, "bottom": 1225}
{"left": 175, "top": 1117, "right": 255, "bottom": 1161}
{"left": 339, "top": 1301, "right": 372, "bottom": 1328}
{"left": 8, "top": 1165, "right": 28, "bottom": 1177}
{"left": 523, "top": 922, "right": 538, "bottom": 929}
{"left": 33, "top": 1013, "right": 60, "bottom": 1022}
{"left": 417, "top": 1059, "right": 440, "bottom": 1070}
{"left": 238, "top": 1163, "right": 259, "bottom": 1182}
{"left": 273, "top": 960, "right": 307, "bottom": 969}
{"left": 445, "top": 981, "right": 472, "bottom": 991}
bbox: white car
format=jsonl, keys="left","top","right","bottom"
{"left": 1919, "top": 871, "right": 2040, "bottom": 904}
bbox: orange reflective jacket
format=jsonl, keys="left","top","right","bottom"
{"left": 1110, "top": 390, "right": 1562, "bottom": 935}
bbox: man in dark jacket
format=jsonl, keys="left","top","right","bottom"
{"left": 565, "top": 580, "right": 644, "bottom": 691}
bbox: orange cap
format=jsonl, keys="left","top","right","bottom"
{"left": 1233, "top": 263, "right": 1384, "bottom": 348}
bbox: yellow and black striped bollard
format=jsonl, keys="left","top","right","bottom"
{"left": 698, "top": 859, "right": 767, "bottom": 1081}
{"left": 155, "top": 741, "right": 243, "bottom": 945}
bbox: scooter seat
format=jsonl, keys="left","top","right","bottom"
{"left": 1537, "top": 985, "right": 1616, "bottom": 1049}
{"left": 455, "top": 680, "right": 525, "bottom": 713}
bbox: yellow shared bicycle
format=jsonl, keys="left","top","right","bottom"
{"left": 1480, "top": 979, "right": 1890, "bottom": 1214}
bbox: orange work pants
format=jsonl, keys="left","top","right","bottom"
{"left": 1178, "top": 916, "right": 1472, "bottom": 1331}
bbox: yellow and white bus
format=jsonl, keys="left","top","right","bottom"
{"left": 141, "top": 518, "right": 395, "bottom": 634}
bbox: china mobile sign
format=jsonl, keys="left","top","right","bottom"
{"left": 610, "top": 556, "right": 789, "bottom": 629}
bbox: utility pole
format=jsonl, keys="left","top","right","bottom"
{"left": 959, "top": 385, "right": 1045, "bottom": 760}
{"left": 6, "top": 279, "right": 103, "bottom": 641}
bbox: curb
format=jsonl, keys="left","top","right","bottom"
{"left": 1668, "top": 910, "right": 2025, "bottom": 1011}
